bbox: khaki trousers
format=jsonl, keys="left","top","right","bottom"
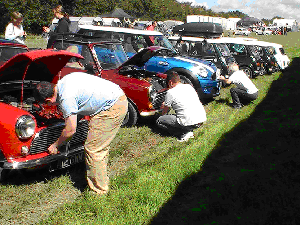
{"left": 84, "top": 95, "right": 128, "bottom": 194}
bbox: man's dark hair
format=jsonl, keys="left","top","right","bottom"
{"left": 34, "top": 81, "right": 55, "bottom": 102}
{"left": 166, "top": 71, "right": 180, "bottom": 87}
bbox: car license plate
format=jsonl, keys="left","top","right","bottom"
{"left": 49, "top": 152, "right": 85, "bottom": 172}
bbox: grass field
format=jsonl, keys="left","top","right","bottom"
{"left": 1, "top": 32, "right": 300, "bottom": 225}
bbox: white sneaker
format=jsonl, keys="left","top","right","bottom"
{"left": 178, "top": 131, "right": 194, "bottom": 142}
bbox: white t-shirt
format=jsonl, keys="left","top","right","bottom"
{"left": 5, "top": 23, "right": 25, "bottom": 44}
{"left": 164, "top": 83, "right": 207, "bottom": 126}
{"left": 57, "top": 72, "right": 124, "bottom": 118}
{"left": 229, "top": 70, "right": 258, "bottom": 94}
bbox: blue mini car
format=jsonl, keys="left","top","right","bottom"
{"left": 77, "top": 25, "right": 221, "bottom": 100}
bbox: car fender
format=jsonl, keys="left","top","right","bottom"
{"left": 0, "top": 103, "right": 36, "bottom": 159}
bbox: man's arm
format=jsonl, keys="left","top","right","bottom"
{"left": 48, "top": 114, "right": 78, "bottom": 154}
{"left": 219, "top": 75, "right": 232, "bottom": 85}
{"left": 160, "top": 102, "right": 170, "bottom": 116}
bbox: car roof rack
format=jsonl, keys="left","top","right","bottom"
{"left": 172, "top": 22, "right": 223, "bottom": 39}
{"left": 54, "top": 32, "right": 122, "bottom": 44}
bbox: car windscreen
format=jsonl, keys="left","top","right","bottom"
{"left": 229, "top": 44, "right": 247, "bottom": 56}
{"left": 215, "top": 43, "right": 231, "bottom": 57}
{"left": 150, "top": 36, "right": 176, "bottom": 51}
{"left": 266, "top": 46, "right": 275, "bottom": 55}
{"left": 255, "top": 46, "right": 264, "bottom": 57}
{"left": 94, "top": 44, "right": 128, "bottom": 69}
{"left": 215, "top": 43, "right": 236, "bottom": 65}
{"left": 248, "top": 45, "right": 261, "bottom": 57}
{"left": 0, "top": 47, "right": 28, "bottom": 62}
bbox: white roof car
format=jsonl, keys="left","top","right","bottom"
{"left": 168, "top": 36, "right": 236, "bottom": 76}
{"left": 236, "top": 39, "right": 290, "bottom": 70}
{"left": 263, "top": 27, "right": 273, "bottom": 35}
{"left": 78, "top": 25, "right": 163, "bottom": 36}
{"left": 218, "top": 37, "right": 259, "bottom": 45}
{"left": 235, "top": 28, "right": 251, "bottom": 36}
{"left": 265, "top": 43, "right": 290, "bottom": 69}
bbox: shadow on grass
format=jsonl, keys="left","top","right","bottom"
{"left": 2, "top": 161, "right": 88, "bottom": 192}
{"left": 149, "top": 58, "right": 300, "bottom": 225}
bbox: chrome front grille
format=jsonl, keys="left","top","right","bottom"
{"left": 30, "top": 120, "right": 89, "bottom": 155}
{"left": 152, "top": 91, "right": 167, "bottom": 110}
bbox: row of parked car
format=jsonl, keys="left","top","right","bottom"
{"left": 0, "top": 23, "right": 290, "bottom": 181}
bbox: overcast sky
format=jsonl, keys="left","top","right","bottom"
{"left": 176, "top": 0, "right": 300, "bottom": 21}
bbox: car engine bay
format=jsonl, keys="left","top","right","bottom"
{"left": 0, "top": 81, "right": 64, "bottom": 126}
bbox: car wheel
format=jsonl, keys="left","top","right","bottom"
{"left": 122, "top": 101, "right": 138, "bottom": 127}
{"left": 0, "top": 168, "right": 8, "bottom": 182}
{"left": 240, "top": 66, "right": 253, "bottom": 78}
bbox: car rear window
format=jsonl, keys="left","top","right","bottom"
{"left": 229, "top": 44, "right": 247, "bottom": 56}
{"left": 0, "top": 47, "right": 28, "bottom": 62}
{"left": 279, "top": 48, "right": 285, "bottom": 55}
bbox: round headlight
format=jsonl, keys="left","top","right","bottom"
{"left": 148, "top": 85, "right": 156, "bottom": 102}
{"left": 192, "top": 66, "right": 208, "bottom": 78}
{"left": 15, "top": 115, "right": 36, "bottom": 139}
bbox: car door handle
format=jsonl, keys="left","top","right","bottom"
{"left": 158, "top": 61, "right": 169, "bottom": 66}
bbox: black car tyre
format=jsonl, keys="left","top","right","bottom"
{"left": 0, "top": 168, "right": 8, "bottom": 182}
{"left": 240, "top": 66, "right": 253, "bottom": 79}
{"left": 122, "top": 101, "right": 138, "bottom": 127}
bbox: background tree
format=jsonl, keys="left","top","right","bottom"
{"left": 0, "top": 0, "right": 252, "bottom": 35}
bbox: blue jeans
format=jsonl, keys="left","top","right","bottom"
{"left": 156, "top": 115, "right": 201, "bottom": 137}
{"left": 230, "top": 88, "right": 258, "bottom": 106}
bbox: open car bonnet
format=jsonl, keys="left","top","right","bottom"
{"left": 0, "top": 49, "right": 84, "bottom": 82}
{"left": 120, "top": 46, "right": 168, "bottom": 68}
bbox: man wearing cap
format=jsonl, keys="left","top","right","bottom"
{"left": 35, "top": 72, "right": 128, "bottom": 194}
{"left": 219, "top": 63, "right": 258, "bottom": 109}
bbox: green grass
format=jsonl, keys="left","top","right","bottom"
{"left": 25, "top": 35, "right": 48, "bottom": 49}
{"left": 1, "top": 32, "right": 300, "bottom": 225}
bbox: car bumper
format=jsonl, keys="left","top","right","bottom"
{"left": 1, "top": 145, "right": 84, "bottom": 170}
{"left": 140, "top": 110, "right": 159, "bottom": 116}
{"left": 199, "top": 80, "right": 221, "bottom": 98}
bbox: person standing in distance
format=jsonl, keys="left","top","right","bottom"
{"left": 146, "top": 21, "right": 157, "bottom": 31}
{"left": 34, "top": 72, "right": 128, "bottom": 195}
{"left": 5, "top": 12, "right": 27, "bottom": 44}
{"left": 219, "top": 63, "right": 258, "bottom": 109}
{"left": 156, "top": 72, "right": 207, "bottom": 142}
{"left": 43, "top": 5, "right": 70, "bottom": 49}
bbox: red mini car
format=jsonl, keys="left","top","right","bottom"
{"left": 54, "top": 36, "right": 168, "bottom": 126}
{"left": 0, "top": 40, "right": 167, "bottom": 181}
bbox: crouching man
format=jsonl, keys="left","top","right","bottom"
{"left": 220, "top": 63, "right": 258, "bottom": 109}
{"left": 35, "top": 72, "right": 128, "bottom": 195}
{"left": 156, "top": 71, "right": 207, "bottom": 142}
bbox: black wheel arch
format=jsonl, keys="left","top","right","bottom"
{"left": 165, "top": 67, "right": 205, "bottom": 98}
{"left": 239, "top": 65, "right": 254, "bottom": 78}
{"left": 121, "top": 97, "right": 139, "bottom": 127}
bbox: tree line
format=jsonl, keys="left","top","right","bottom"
{"left": 0, "top": 0, "right": 280, "bottom": 35}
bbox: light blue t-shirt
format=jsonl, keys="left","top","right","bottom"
{"left": 57, "top": 72, "right": 124, "bottom": 118}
